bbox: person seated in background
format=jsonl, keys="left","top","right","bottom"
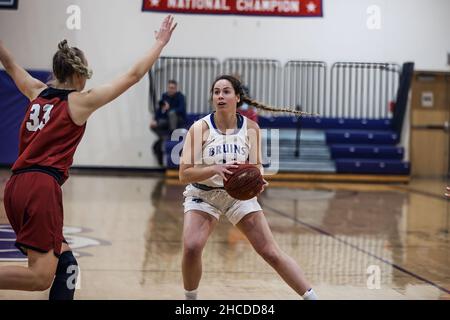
{"left": 152, "top": 79, "right": 186, "bottom": 132}
{"left": 150, "top": 81, "right": 186, "bottom": 166}
{"left": 150, "top": 100, "right": 171, "bottom": 166}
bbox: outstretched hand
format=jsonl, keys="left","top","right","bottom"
{"left": 155, "top": 15, "right": 177, "bottom": 46}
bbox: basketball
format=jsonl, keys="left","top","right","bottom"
{"left": 223, "top": 164, "right": 265, "bottom": 200}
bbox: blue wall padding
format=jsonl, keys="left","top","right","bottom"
{"left": 0, "top": 70, "right": 51, "bottom": 165}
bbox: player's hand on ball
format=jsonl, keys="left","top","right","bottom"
{"left": 211, "top": 163, "right": 239, "bottom": 181}
{"left": 259, "top": 179, "right": 269, "bottom": 195}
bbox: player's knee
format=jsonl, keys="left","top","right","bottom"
{"left": 56, "top": 251, "right": 78, "bottom": 275}
{"left": 183, "top": 239, "right": 204, "bottom": 257}
{"left": 31, "top": 273, "right": 54, "bottom": 291}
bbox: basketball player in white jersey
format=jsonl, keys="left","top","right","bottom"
{"left": 179, "top": 75, "right": 318, "bottom": 300}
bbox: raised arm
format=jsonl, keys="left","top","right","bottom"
{"left": 0, "top": 41, "right": 47, "bottom": 101}
{"left": 68, "top": 15, "right": 177, "bottom": 125}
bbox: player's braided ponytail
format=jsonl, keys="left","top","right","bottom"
{"left": 52, "top": 39, "right": 92, "bottom": 83}
{"left": 241, "top": 95, "right": 317, "bottom": 117}
{"left": 211, "top": 75, "right": 317, "bottom": 117}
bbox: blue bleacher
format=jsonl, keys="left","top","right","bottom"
{"left": 164, "top": 114, "right": 410, "bottom": 175}
{"left": 325, "top": 130, "right": 399, "bottom": 145}
{"left": 258, "top": 116, "right": 392, "bottom": 130}
{"left": 335, "top": 159, "right": 410, "bottom": 175}
{"left": 330, "top": 145, "right": 404, "bottom": 159}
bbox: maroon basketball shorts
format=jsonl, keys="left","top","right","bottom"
{"left": 3, "top": 171, "right": 65, "bottom": 257}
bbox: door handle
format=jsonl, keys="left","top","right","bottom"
{"left": 412, "top": 122, "right": 449, "bottom": 131}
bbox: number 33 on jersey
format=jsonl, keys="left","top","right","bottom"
{"left": 13, "top": 87, "right": 87, "bottom": 184}
{"left": 26, "top": 104, "right": 54, "bottom": 131}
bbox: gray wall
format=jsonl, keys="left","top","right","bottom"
{"left": 1, "top": 0, "right": 449, "bottom": 167}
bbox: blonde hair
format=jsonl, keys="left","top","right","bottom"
{"left": 52, "top": 39, "right": 92, "bottom": 83}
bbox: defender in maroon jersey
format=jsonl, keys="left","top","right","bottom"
{"left": 0, "top": 15, "right": 177, "bottom": 299}
{"left": 12, "top": 87, "right": 86, "bottom": 184}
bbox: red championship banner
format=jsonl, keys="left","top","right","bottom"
{"left": 142, "top": 0, "right": 323, "bottom": 17}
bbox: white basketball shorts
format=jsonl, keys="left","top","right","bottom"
{"left": 183, "top": 184, "right": 262, "bottom": 225}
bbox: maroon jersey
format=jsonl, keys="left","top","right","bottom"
{"left": 12, "top": 87, "right": 86, "bottom": 184}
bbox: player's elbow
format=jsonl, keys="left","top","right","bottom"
{"left": 127, "top": 73, "right": 141, "bottom": 86}
{"left": 124, "top": 68, "right": 141, "bottom": 86}
{"left": 3, "top": 63, "right": 13, "bottom": 73}
{"left": 179, "top": 169, "right": 195, "bottom": 184}
{"left": 178, "top": 169, "right": 187, "bottom": 183}
{"left": 179, "top": 171, "right": 188, "bottom": 184}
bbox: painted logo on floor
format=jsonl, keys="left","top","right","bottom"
{"left": 0, "top": 224, "right": 110, "bottom": 262}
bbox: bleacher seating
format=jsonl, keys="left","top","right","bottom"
{"left": 164, "top": 114, "right": 410, "bottom": 175}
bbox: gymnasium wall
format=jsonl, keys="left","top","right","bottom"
{"left": 1, "top": 0, "right": 449, "bottom": 168}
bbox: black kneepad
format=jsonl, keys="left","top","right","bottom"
{"left": 49, "top": 251, "right": 79, "bottom": 300}
{"left": 56, "top": 251, "right": 79, "bottom": 275}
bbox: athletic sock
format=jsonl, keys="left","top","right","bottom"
{"left": 302, "top": 288, "right": 318, "bottom": 300}
{"left": 185, "top": 289, "right": 198, "bottom": 300}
